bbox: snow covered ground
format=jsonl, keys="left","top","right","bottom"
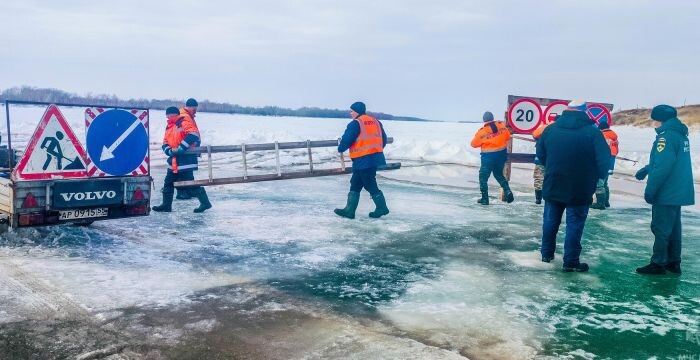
{"left": 0, "top": 105, "right": 698, "bottom": 359}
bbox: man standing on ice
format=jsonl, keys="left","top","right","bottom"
{"left": 536, "top": 100, "right": 610, "bottom": 272}
{"left": 470, "top": 111, "right": 514, "bottom": 205}
{"left": 152, "top": 106, "right": 212, "bottom": 213}
{"left": 334, "top": 101, "right": 389, "bottom": 219}
{"left": 634, "top": 105, "right": 694, "bottom": 275}
{"left": 176, "top": 98, "right": 201, "bottom": 200}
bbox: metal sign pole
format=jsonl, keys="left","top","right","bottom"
{"left": 275, "top": 141, "right": 281, "bottom": 177}
{"left": 241, "top": 144, "right": 248, "bottom": 180}
{"left": 5, "top": 100, "right": 13, "bottom": 170}
{"left": 307, "top": 140, "right": 313, "bottom": 173}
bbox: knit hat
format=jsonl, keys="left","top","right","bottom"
{"left": 350, "top": 101, "right": 366, "bottom": 115}
{"left": 567, "top": 100, "right": 587, "bottom": 112}
{"left": 165, "top": 106, "right": 179, "bottom": 115}
{"left": 185, "top": 98, "right": 198, "bottom": 107}
{"left": 482, "top": 111, "right": 494, "bottom": 122}
{"left": 650, "top": 104, "right": 677, "bottom": 122}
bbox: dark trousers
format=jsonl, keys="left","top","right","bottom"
{"left": 541, "top": 200, "right": 590, "bottom": 267}
{"left": 350, "top": 168, "right": 380, "bottom": 195}
{"left": 479, "top": 152, "right": 510, "bottom": 194}
{"left": 650, "top": 205, "right": 682, "bottom": 265}
{"left": 163, "top": 170, "right": 203, "bottom": 196}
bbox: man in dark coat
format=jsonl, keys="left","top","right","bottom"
{"left": 334, "top": 102, "right": 389, "bottom": 219}
{"left": 635, "top": 105, "right": 695, "bottom": 275}
{"left": 536, "top": 100, "right": 610, "bottom": 272}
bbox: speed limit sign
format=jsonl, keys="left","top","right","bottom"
{"left": 507, "top": 98, "right": 543, "bottom": 134}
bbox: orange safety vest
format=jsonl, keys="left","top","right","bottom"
{"left": 602, "top": 128, "right": 619, "bottom": 156}
{"left": 349, "top": 115, "right": 384, "bottom": 159}
{"left": 532, "top": 123, "right": 548, "bottom": 140}
{"left": 470, "top": 121, "right": 511, "bottom": 152}
{"left": 163, "top": 115, "right": 200, "bottom": 173}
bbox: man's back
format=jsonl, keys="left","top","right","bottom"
{"left": 536, "top": 110, "right": 610, "bottom": 205}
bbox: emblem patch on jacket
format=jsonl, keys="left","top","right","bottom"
{"left": 656, "top": 137, "right": 666, "bottom": 152}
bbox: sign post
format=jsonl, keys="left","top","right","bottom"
{"left": 85, "top": 108, "right": 150, "bottom": 177}
{"left": 12, "top": 105, "right": 89, "bottom": 180}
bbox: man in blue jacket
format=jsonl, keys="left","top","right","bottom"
{"left": 536, "top": 101, "right": 610, "bottom": 272}
{"left": 635, "top": 105, "right": 695, "bottom": 275}
{"left": 334, "top": 102, "right": 389, "bottom": 219}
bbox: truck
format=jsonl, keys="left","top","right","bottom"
{"left": 0, "top": 101, "right": 151, "bottom": 229}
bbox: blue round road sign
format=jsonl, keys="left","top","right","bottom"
{"left": 86, "top": 109, "right": 148, "bottom": 176}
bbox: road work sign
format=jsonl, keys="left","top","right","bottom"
{"left": 13, "top": 105, "right": 88, "bottom": 180}
{"left": 85, "top": 108, "right": 149, "bottom": 177}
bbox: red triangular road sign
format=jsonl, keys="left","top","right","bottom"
{"left": 13, "top": 104, "right": 89, "bottom": 180}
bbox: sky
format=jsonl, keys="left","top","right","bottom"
{"left": 1, "top": 0, "right": 699, "bottom": 122}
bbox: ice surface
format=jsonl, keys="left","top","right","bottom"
{"left": 0, "top": 105, "right": 698, "bottom": 359}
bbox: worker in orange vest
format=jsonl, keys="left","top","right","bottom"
{"left": 470, "top": 111, "right": 514, "bottom": 205}
{"left": 334, "top": 102, "right": 389, "bottom": 219}
{"left": 591, "top": 121, "right": 619, "bottom": 209}
{"left": 175, "top": 98, "right": 201, "bottom": 200}
{"left": 152, "top": 107, "right": 212, "bottom": 213}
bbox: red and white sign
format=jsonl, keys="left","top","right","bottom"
{"left": 542, "top": 101, "right": 569, "bottom": 125}
{"left": 13, "top": 105, "right": 88, "bottom": 180}
{"left": 507, "top": 98, "right": 543, "bottom": 134}
{"left": 586, "top": 103, "right": 613, "bottom": 126}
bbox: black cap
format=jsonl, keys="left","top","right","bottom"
{"left": 166, "top": 106, "right": 179, "bottom": 115}
{"left": 185, "top": 98, "right": 198, "bottom": 107}
{"left": 350, "top": 101, "right": 366, "bottom": 115}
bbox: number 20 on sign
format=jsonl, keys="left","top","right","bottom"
{"left": 507, "top": 98, "right": 543, "bottom": 134}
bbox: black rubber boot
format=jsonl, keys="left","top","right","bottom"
{"left": 636, "top": 262, "right": 666, "bottom": 275}
{"left": 563, "top": 263, "right": 589, "bottom": 272}
{"left": 665, "top": 262, "right": 681, "bottom": 274}
{"left": 152, "top": 192, "right": 174, "bottom": 212}
{"left": 369, "top": 191, "right": 390, "bottom": 218}
{"left": 604, "top": 187, "right": 611, "bottom": 208}
{"left": 334, "top": 191, "right": 360, "bottom": 219}
{"left": 504, "top": 190, "right": 514, "bottom": 203}
{"left": 590, "top": 197, "right": 606, "bottom": 210}
{"left": 535, "top": 190, "right": 542, "bottom": 205}
{"left": 477, "top": 191, "right": 489, "bottom": 205}
{"left": 193, "top": 189, "right": 212, "bottom": 213}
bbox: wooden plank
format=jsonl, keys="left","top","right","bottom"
{"left": 508, "top": 153, "right": 536, "bottom": 164}
{"left": 174, "top": 163, "right": 402, "bottom": 187}
{"left": 181, "top": 137, "right": 394, "bottom": 155}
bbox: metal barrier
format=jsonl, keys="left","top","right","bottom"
{"left": 174, "top": 138, "right": 399, "bottom": 187}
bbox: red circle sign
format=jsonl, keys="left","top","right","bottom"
{"left": 507, "top": 98, "right": 543, "bottom": 134}
{"left": 542, "top": 101, "right": 569, "bottom": 125}
{"left": 586, "top": 103, "right": 613, "bottom": 126}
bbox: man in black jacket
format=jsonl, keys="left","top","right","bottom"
{"left": 635, "top": 105, "right": 695, "bottom": 275}
{"left": 536, "top": 100, "right": 610, "bottom": 272}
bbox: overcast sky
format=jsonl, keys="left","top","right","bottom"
{"left": 2, "top": 0, "right": 699, "bottom": 121}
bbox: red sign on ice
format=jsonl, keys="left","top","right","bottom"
{"left": 586, "top": 103, "right": 613, "bottom": 126}
{"left": 507, "top": 98, "right": 543, "bottom": 134}
{"left": 13, "top": 105, "right": 89, "bottom": 180}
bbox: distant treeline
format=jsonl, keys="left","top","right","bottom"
{"left": 0, "top": 86, "right": 430, "bottom": 122}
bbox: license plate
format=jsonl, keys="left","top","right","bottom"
{"left": 59, "top": 208, "right": 108, "bottom": 220}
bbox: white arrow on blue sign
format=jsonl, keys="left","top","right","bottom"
{"left": 85, "top": 109, "right": 149, "bottom": 176}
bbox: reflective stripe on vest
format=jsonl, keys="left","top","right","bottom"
{"left": 349, "top": 115, "right": 383, "bottom": 159}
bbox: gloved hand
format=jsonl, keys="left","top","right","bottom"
{"left": 635, "top": 166, "right": 649, "bottom": 180}
{"left": 164, "top": 147, "right": 174, "bottom": 156}
{"left": 644, "top": 192, "right": 653, "bottom": 204}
